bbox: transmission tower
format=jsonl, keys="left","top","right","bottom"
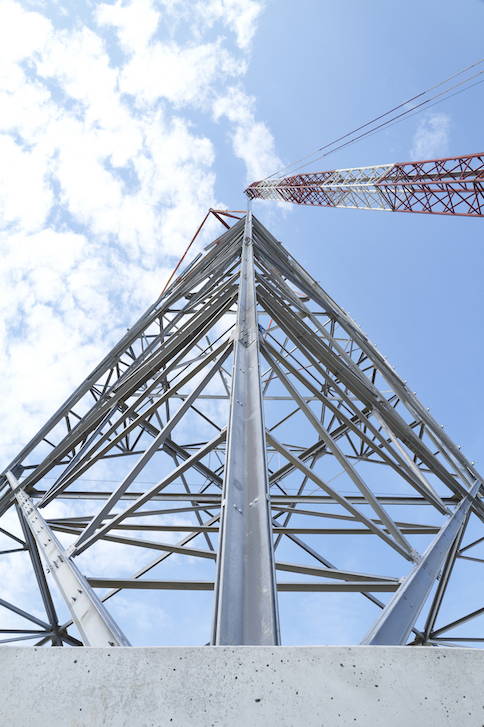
{"left": 0, "top": 153, "right": 483, "bottom": 648}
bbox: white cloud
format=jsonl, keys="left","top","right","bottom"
{"left": 0, "top": 0, "right": 51, "bottom": 65}
{"left": 219, "top": 0, "right": 263, "bottom": 49}
{"left": 410, "top": 112, "right": 451, "bottom": 160}
{"left": 96, "top": 0, "right": 160, "bottom": 54}
{"left": 97, "top": 0, "right": 244, "bottom": 109}
{"left": 0, "top": 0, "right": 279, "bottom": 453}
{"left": 144, "top": 0, "right": 263, "bottom": 50}
{"left": 0, "top": 0, "right": 278, "bottom": 643}
{"left": 213, "top": 86, "right": 281, "bottom": 181}
{"left": 118, "top": 40, "right": 242, "bottom": 108}
{"left": 0, "top": 134, "right": 54, "bottom": 232}
{"left": 191, "top": 0, "right": 263, "bottom": 50}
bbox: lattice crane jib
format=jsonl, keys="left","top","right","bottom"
{"left": 246, "top": 153, "right": 484, "bottom": 217}
{"left": 0, "top": 213, "right": 483, "bottom": 647}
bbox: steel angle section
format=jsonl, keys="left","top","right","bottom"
{"left": 213, "top": 211, "right": 279, "bottom": 645}
{"left": 18, "top": 286, "right": 236, "bottom": 499}
{"left": 363, "top": 480, "right": 481, "bottom": 645}
{"left": 7, "top": 472, "right": 129, "bottom": 647}
{"left": 73, "top": 430, "right": 227, "bottom": 556}
{"left": 50, "top": 339, "right": 232, "bottom": 503}
{"left": 254, "top": 222, "right": 484, "bottom": 504}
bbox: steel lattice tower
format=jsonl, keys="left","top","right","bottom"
{"left": 0, "top": 203, "right": 483, "bottom": 647}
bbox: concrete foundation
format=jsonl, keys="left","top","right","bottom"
{"left": 1, "top": 646, "right": 482, "bottom": 726}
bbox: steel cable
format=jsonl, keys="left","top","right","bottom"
{"left": 261, "top": 58, "right": 484, "bottom": 182}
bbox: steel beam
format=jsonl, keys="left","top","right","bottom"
{"left": 72, "top": 345, "right": 231, "bottom": 550}
{"left": 254, "top": 220, "right": 484, "bottom": 513}
{"left": 7, "top": 472, "right": 130, "bottom": 647}
{"left": 213, "top": 210, "right": 279, "bottom": 645}
{"left": 15, "top": 504, "right": 63, "bottom": 645}
{"left": 71, "top": 431, "right": 225, "bottom": 556}
{"left": 88, "top": 578, "right": 399, "bottom": 592}
{"left": 30, "top": 491, "right": 461, "bottom": 505}
{"left": 362, "top": 480, "right": 481, "bottom": 645}
{"left": 262, "top": 345, "right": 415, "bottom": 558}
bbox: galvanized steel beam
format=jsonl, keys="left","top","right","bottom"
{"left": 7, "top": 473, "right": 130, "bottom": 647}
{"left": 362, "top": 480, "right": 481, "bottom": 645}
{"left": 212, "top": 210, "right": 279, "bottom": 645}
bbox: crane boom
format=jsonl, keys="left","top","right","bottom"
{"left": 246, "top": 153, "right": 484, "bottom": 217}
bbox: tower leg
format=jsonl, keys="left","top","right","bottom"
{"left": 213, "top": 211, "right": 279, "bottom": 645}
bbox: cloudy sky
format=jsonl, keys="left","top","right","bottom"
{"left": 0, "top": 0, "right": 483, "bottom": 645}
{"left": 1, "top": 0, "right": 483, "bottom": 462}
{"left": 0, "top": 0, "right": 285, "bottom": 465}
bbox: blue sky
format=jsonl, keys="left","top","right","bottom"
{"left": 0, "top": 0, "right": 483, "bottom": 645}
{"left": 249, "top": 0, "right": 484, "bottom": 461}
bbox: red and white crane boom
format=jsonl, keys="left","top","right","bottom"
{"left": 246, "top": 153, "right": 484, "bottom": 217}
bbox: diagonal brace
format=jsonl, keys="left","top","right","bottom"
{"left": 362, "top": 479, "right": 482, "bottom": 645}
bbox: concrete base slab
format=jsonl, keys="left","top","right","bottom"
{"left": 0, "top": 646, "right": 482, "bottom": 726}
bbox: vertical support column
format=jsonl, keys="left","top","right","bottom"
{"left": 213, "top": 210, "right": 280, "bottom": 645}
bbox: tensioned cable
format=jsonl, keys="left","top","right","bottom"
{"left": 277, "top": 70, "right": 484, "bottom": 178}
{"left": 262, "top": 58, "right": 483, "bottom": 179}
{"left": 303, "top": 76, "right": 484, "bottom": 168}
{"left": 261, "top": 58, "right": 484, "bottom": 181}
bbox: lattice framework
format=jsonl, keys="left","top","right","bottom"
{"left": 0, "top": 213, "right": 483, "bottom": 647}
{"left": 246, "top": 153, "right": 484, "bottom": 216}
